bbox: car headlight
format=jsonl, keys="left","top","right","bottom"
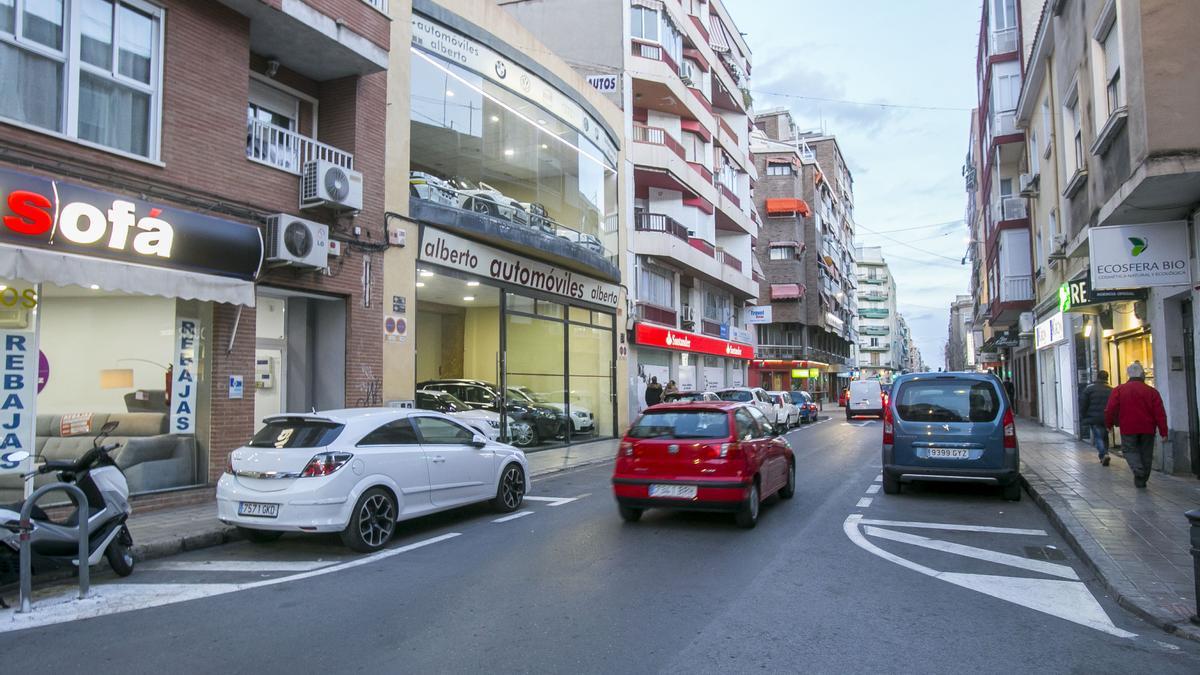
{"left": 487, "top": 420, "right": 501, "bottom": 428}
{"left": 573, "top": 411, "right": 588, "bottom": 418}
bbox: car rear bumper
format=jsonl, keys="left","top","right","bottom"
{"left": 884, "top": 465, "right": 1019, "bottom": 486}
{"left": 848, "top": 408, "right": 883, "bottom": 417}
{"left": 216, "top": 475, "right": 352, "bottom": 532}
{"left": 612, "top": 477, "right": 751, "bottom": 508}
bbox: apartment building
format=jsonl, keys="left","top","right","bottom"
{"left": 746, "top": 108, "right": 857, "bottom": 400}
{"left": 945, "top": 294, "right": 976, "bottom": 371}
{"left": 1015, "top": 0, "right": 1200, "bottom": 476}
{"left": 855, "top": 246, "right": 900, "bottom": 381}
{"left": 0, "top": 0, "right": 389, "bottom": 508}
{"left": 501, "top": 0, "right": 760, "bottom": 413}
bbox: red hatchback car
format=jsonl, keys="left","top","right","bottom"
{"left": 612, "top": 402, "right": 794, "bottom": 528}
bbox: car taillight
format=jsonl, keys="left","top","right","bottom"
{"left": 300, "top": 451, "right": 353, "bottom": 477}
{"left": 620, "top": 441, "right": 634, "bottom": 457}
{"left": 224, "top": 453, "right": 235, "bottom": 475}
{"left": 1003, "top": 409, "right": 1017, "bottom": 449}
{"left": 883, "top": 407, "right": 894, "bottom": 446}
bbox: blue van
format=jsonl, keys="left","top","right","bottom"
{"left": 881, "top": 372, "right": 1020, "bottom": 501}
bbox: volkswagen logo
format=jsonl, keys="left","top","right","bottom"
{"left": 668, "top": 444, "right": 679, "bottom": 454}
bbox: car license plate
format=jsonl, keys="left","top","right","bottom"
{"left": 238, "top": 501, "right": 279, "bottom": 518}
{"left": 649, "top": 484, "right": 698, "bottom": 499}
{"left": 927, "top": 447, "right": 970, "bottom": 460}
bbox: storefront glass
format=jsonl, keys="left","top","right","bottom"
{"left": 409, "top": 46, "right": 619, "bottom": 262}
{"left": 0, "top": 279, "right": 211, "bottom": 501}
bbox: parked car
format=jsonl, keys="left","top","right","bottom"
{"left": 612, "top": 402, "right": 794, "bottom": 528}
{"left": 790, "top": 390, "right": 819, "bottom": 424}
{"left": 447, "top": 178, "right": 531, "bottom": 226}
{"left": 838, "top": 387, "right": 850, "bottom": 407}
{"left": 716, "top": 387, "right": 776, "bottom": 420}
{"left": 882, "top": 372, "right": 1020, "bottom": 501}
{"left": 506, "top": 385, "right": 594, "bottom": 434}
{"left": 663, "top": 391, "right": 720, "bottom": 403}
{"left": 767, "top": 391, "right": 800, "bottom": 428}
{"left": 417, "top": 379, "right": 568, "bottom": 448}
{"left": 409, "top": 171, "right": 459, "bottom": 207}
{"left": 218, "top": 409, "right": 530, "bottom": 551}
{"left": 416, "top": 389, "right": 509, "bottom": 441}
{"left": 847, "top": 380, "right": 884, "bottom": 420}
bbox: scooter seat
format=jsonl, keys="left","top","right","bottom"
{"left": 0, "top": 501, "right": 52, "bottom": 523}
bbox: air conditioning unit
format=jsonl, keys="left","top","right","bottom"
{"left": 301, "top": 160, "right": 363, "bottom": 212}
{"left": 265, "top": 214, "right": 329, "bottom": 269}
{"left": 1018, "top": 172, "right": 1040, "bottom": 197}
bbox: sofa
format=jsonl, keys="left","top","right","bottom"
{"left": 0, "top": 413, "right": 197, "bottom": 504}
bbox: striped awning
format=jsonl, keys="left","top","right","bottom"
{"left": 708, "top": 14, "right": 731, "bottom": 52}
{"left": 770, "top": 283, "right": 804, "bottom": 300}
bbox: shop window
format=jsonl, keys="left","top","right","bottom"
{"left": 409, "top": 47, "right": 618, "bottom": 261}
{"left": 570, "top": 322, "right": 614, "bottom": 438}
{"left": 0, "top": 0, "right": 163, "bottom": 159}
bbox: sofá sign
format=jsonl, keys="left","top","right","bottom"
{"left": 0, "top": 167, "right": 263, "bottom": 281}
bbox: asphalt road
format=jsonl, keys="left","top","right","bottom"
{"left": 3, "top": 415, "right": 1199, "bottom": 673}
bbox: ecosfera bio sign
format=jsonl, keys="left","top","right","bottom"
{"left": 1088, "top": 221, "right": 1191, "bottom": 290}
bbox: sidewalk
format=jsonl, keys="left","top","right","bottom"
{"left": 127, "top": 438, "right": 617, "bottom": 564}
{"left": 1017, "top": 419, "right": 1200, "bottom": 641}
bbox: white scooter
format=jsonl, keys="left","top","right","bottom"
{"left": 0, "top": 421, "right": 135, "bottom": 590}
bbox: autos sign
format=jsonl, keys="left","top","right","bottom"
{"left": 634, "top": 323, "right": 754, "bottom": 360}
{"left": 1088, "top": 221, "right": 1191, "bottom": 290}
{"left": 0, "top": 167, "right": 262, "bottom": 280}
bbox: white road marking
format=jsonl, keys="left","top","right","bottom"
{"left": 492, "top": 510, "right": 534, "bottom": 523}
{"left": 874, "top": 474, "right": 883, "bottom": 482}
{"left": 0, "top": 532, "right": 462, "bottom": 634}
{"left": 862, "top": 526, "right": 1078, "bottom": 580}
{"left": 857, "top": 519, "right": 1047, "bottom": 536}
{"left": 523, "top": 496, "right": 578, "bottom": 507}
{"left": 856, "top": 497, "right": 873, "bottom": 508}
{"left": 843, "top": 515, "right": 1134, "bottom": 639}
{"left": 865, "top": 484, "right": 881, "bottom": 495}
{"left": 142, "top": 560, "right": 333, "bottom": 573}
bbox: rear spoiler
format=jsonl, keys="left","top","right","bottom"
{"left": 261, "top": 414, "right": 342, "bottom": 426}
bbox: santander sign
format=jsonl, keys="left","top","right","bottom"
{"left": 4, "top": 189, "right": 173, "bottom": 258}
{"left": 636, "top": 323, "right": 753, "bottom": 360}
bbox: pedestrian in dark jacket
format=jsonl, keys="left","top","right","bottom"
{"left": 1079, "top": 371, "right": 1113, "bottom": 465}
{"left": 644, "top": 376, "right": 663, "bottom": 407}
{"left": 1105, "top": 362, "right": 1168, "bottom": 488}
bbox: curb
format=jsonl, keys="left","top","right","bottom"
{"left": 126, "top": 455, "right": 617, "bottom": 564}
{"left": 1019, "top": 468, "right": 1200, "bottom": 643}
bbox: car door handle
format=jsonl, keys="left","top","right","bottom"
{"left": 430, "top": 456, "right": 446, "bottom": 463}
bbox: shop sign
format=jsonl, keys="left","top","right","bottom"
{"left": 790, "top": 368, "right": 820, "bottom": 379}
{"left": 1058, "top": 272, "right": 1147, "bottom": 312}
{"left": 585, "top": 74, "right": 619, "bottom": 93}
{"left": 1089, "top": 221, "right": 1191, "bottom": 290}
{"left": 634, "top": 322, "right": 754, "bottom": 360}
{"left": 1034, "top": 312, "right": 1066, "bottom": 351}
{"left": 0, "top": 324, "right": 37, "bottom": 475}
{"left": 170, "top": 318, "right": 199, "bottom": 434}
{"left": 746, "top": 306, "right": 772, "bottom": 324}
{"left": 0, "top": 167, "right": 262, "bottom": 281}
{"left": 420, "top": 228, "right": 620, "bottom": 308}
{"left": 729, "top": 326, "right": 753, "bottom": 344}
{"left": 411, "top": 15, "right": 618, "bottom": 167}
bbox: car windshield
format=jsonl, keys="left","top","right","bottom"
{"left": 769, "top": 394, "right": 784, "bottom": 405}
{"left": 895, "top": 381, "right": 1001, "bottom": 423}
{"left": 249, "top": 419, "right": 345, "bottom": 448}
{"left": 664, "top": 392, "right": 705, "bottom": 402}
{"left": 716, "top": 390, "right": 753, "bottom": 402}
{"left": 627, "top": 411, "right": 730, "bottom": 439}
{"left": 507, "top": 387, "right": 545, "bottom": 403}
{"left": 789, "top": 392, "right": 808, "bottom": 404}
{"left": 417, "top": 392, "right": 470, "bottom": 413}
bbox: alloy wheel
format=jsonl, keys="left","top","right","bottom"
{"left": 358, "top": 493, "right": 395, "bottom": 548}
{"left": 500, "top": 465, "right": 525, "bottom": 510}
{"left": 511, "top": 421, "right": 536, "bottom": 447}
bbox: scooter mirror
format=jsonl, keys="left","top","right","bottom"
{"left": 3, "top": 450, "right": 30, "bottom": 463}
{"left": 100, "top": 421, "right": 119, "bottom": 435}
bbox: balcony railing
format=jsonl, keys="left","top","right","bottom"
{"left": 635, "top": 212, "right": 689, "bottom": 242}
{"left": 992, "top": 110, "right": 1018, "bottom": 138}
{"left": 860, "top": 325, "right": 890, "bottom": 336}
{"left": 718, "top": 116, "right": 739, "bottom": 145}
{"left": 718, "top": 184, "right": 740, "bottom": 208}
{"left": 994, "top": 196, "right": 1028, "bottom": 222}
{"left": 359, "top": 0, "right": 388, "bottom": 12}
{"left": 716, "top": 247, "right": 742, "bottom": 272}
{"left": 1001, "top": 275, "right": 1034, "bottom": 303}
{"left": 247, "top": 118, "right": 354, "bottom": 175}
{"left": 636, "top": 302, "right": 677, "bottom": 327}
{"left": 689, "top": 237, "right": 716, "bottom": 257}
{"left": 756, "top": 344, "right": 851, "bottom": 365}
{"left": 858, "top": 292, "right": 888, "bottom": 302}
{"left": 632, "top": 39, "right": 679, "bottom": 76}
{"left": 859, "top": 308, "right": 890, "bottom": 319}
{"left": 633, "top": 123, "right": 686, "bottom": 160}
{"left": 990, "top": 27, "right": 1018, "bottom": 55}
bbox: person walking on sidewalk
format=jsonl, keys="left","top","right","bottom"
{"left": 644, "top": 376, "right": 663, "bottom": 407}
{"left": 1080, "top": 370, "right": 1113, "bottom": 465}
{"left": 1104, "top": 361, "right": 1167, "bottom": 488}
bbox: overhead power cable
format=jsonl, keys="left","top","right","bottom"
{"left": 856, "top": 224, "right": 965, "bottom": 263}
{"left": 751, "top": 89, "right": 973, "bottom": 113}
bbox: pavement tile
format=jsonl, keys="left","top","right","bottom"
{"left": 1017, "top": 419, "right": 1200, "bottom": 642}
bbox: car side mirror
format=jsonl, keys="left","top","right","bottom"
{"left": 471, "top": 434, "right": 488, "bottom": 448}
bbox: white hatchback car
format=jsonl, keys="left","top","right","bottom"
{"left": 217, "top": 409, "right": 529, "bottom": 552}
{"left": 716, "top": 387, "right": 777, "bottom": 423}
{"left": 767, "top": 391, "right": 800, "bottom": 428}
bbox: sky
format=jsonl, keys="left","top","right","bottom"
{"left": 726, "top": 0, "right": 981, "bottom": 369}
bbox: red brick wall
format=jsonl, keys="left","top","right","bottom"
{"left": 0, "top": 0, "right": 387, "bottom": 500}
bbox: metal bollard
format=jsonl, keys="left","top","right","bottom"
{"left": 1188, "top": 509, "right": 1200, "bottom": 626}
{"left": 17, "top": 483, "right": 90, "bottom": 614}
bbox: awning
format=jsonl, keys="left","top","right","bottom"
{"left": 708, "top": 14, "right": 731, "bottom": 53}
{"left": 770, "top": 283, "right": 804, "bottom": 300}
{"left": 770, "top": 240, "right": 802, "bottom": 248}
{"left": 1, "top": 244, "right": 257, "bottom": 306}
{"left": 765, "top": 198, "right": 812, "bottom": 217}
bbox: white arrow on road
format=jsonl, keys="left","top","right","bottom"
{"left": 523, "top": 496, "right": 580, "bottom": 507}
{"left": 844, "top": 514, "right": 1135, "bottom": 639}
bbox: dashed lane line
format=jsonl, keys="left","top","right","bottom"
{"left": 856, "top": 497, "right": 873, "bottom": 508}
{"left": 865, "top": 484, "right": 881, "bottom": 495}
{"left": 492, "top": 510, "right": 535, "bottom": 523}
{"left": 874, "top": 474, "right": 883, "bottom": 482}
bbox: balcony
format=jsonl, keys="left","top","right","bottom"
{"left": 717, "top": 246, "right": 743, "bottom": 272}
{"left": 632, "top": 39, "right": 679, "bottom": 74}
{"left": 632, "top": 226, "right": 757, "bottom": 299}
{"left": 993, "top": 196, "right": 1028, "bottom": 223}
{"left": 859, "top": 276, "right": 887, "bottom": 285}
{"left": 991, "top": 111, "right": 1018, "bottom": 141}
{"left": 1000, "top": 275, "right": 1034, "bottom": 303}
{"left": 633, "top": 124, "right": 686, "bottom": 160}
{"left": 632, "top": 127, "right": 718, "bottom": 204}
{"left": 860, "top": 325, "right": 890, "bottom": 336}
{"left": 989, "top": 274, "right": 1034, "bottom": 325}
{"left": 636, "top": 302, "right": 677, "bottom": 327}
{"left": 635, "top": 212, "right": 689, "bottom": 242}
{"left": 859, "top": 308, "right": 890, "bottom": 319}
{"left": 990, "top": 27, "right": 1018, "bottom": 55}
{"left": 756, "top": 344, "right": 851, "bottom": 365}
{"left": 859, "top": 344, "right": 889, "bottom": 352}
{"left": 247, "top": 118, "right": 354, "bottom": 175}
{"left": 858, "top": 292, "right": 888, "bottom": 302}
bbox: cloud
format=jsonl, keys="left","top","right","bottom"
{"left": 753, "top": 58, "right": 905, "bottom": 135}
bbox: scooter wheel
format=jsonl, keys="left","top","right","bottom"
{"left": 105, "top": 526, "right": 135, "bottom": 577}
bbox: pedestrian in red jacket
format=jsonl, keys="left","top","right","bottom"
{"left": 1104, "top": 361, "right": 1167, "bottom": 488}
